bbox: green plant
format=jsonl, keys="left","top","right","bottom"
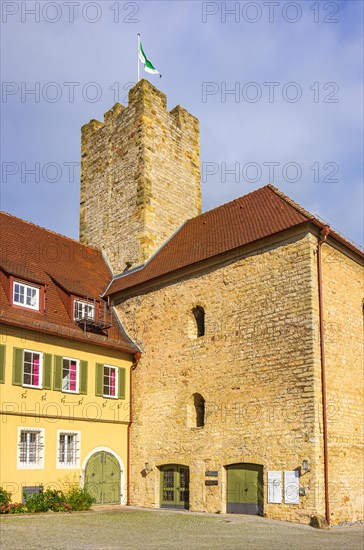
{"left": 24, "top": 491, "right": 49, "bottom": 513}
{"left": 0, "top": 488, "right": 12, "bottom": 509}
{"left": 65, "top": 486, "right": 95, "bottom": 511}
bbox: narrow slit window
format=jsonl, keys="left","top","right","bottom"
{"left": 194, "top": 393, "right": 205, "bottom": 427}
{"left": 192, "top": 306, "right": 205, "bottom": 338}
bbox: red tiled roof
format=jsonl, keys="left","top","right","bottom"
{"left": 0, "top": 212, "right": 137, "bottom": 354}
{"left": 106, "top": 185, "right": 362, "bottom": 296}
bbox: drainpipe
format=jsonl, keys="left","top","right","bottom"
{"left": 317, "top": 225, "right": 330, "bottom": 525}
{"left": 127, "top": 351, "right": 141, "bottom": 506}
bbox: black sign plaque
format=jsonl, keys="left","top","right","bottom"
{"left": 205, "top": 480, "right": 218, "bottom": 486}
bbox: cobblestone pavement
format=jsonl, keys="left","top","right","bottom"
{"left": 1, "top": 507, "right": 363, "bottom": 550}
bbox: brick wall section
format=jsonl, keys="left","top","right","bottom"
{"left": 117, "top": 233, "right": 327, "bottom": 523}
{"left": 317, "top": 243, "right": 364, "bottom": 523}
{"left": 80, "top": 80, "right": 201, "bottom": 274}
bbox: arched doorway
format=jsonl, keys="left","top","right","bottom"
{"left": 226, "top": 463, "right": 263, "bottom": 515}
{"left": 160, "top": 464, "right": 189, "bottom": 509}
{"left": 85, "top": 451, "right": 121, "bottom": 504}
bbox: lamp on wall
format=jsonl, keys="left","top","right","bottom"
{"left": 302, "top": 460, "right": 310, "bottom": 473}
{"left": 145, "top": 462, "right": 153, "bottom": 474}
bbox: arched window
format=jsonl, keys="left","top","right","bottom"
{"left": 194, "top": 393, "right": 205, "bottom": 427}
{"left": 192, "top": 306, "right": 205, "bottom": 338}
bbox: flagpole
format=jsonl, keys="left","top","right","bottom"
{"left": 137, "top": 33, "right": 140, "bottom": 82}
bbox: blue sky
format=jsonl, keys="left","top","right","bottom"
{"left": 1, "top": 0, "right": 363, "bottom": 247}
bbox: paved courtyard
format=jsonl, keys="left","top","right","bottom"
{"left": 0, "top": 507, "right": 363, "bottom": 550}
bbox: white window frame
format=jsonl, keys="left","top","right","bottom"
{"left": 56, "top": 430, "right": 81, "bottom": 469}
{"left": 22, "top": 350, "right": 43, "bottom": 389}
{"left": 17, "top": 427, "right": 45, "bottom": 470}
{"left": 74, "top": 299, "right": 95, "bottom": 321}
{"left": 13, "top": 281, "right": 40, "bottom": 310}
{"left": 103, "top": 365, "right": 118, "bottom": 399}
{"left": 62, "top": 357, "right": 79, "bottom": 394}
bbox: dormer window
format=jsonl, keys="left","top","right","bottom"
{"left": 74, "top": 300, "right": 95, "bottom": 322}
{"left": 13, "top": 281, "right": 40, "bottom": 311}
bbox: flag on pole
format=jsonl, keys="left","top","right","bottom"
{"left": 138, "top": 35, "right": 162, "bottom": 78}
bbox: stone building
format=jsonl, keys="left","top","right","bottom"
{"left": 80, "top": 79, "right": 363, "bottom": 526}
{"left": 1, "top": 79, "right": 362, "bottom": 526}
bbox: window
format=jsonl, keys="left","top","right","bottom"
{"left": 194, "top": 393, "right": 205, "bottom": 427}
{"left": 62, "top": 358, "right": 79, "bottom": 393}
{"left": 103, "top": 365, "right": 118, "bottom": 398}
{"left": 57, "top": 431, "right": 80, "bottom": 468}
{"left": 74, "top": 300, "right": 95, "bottom": 321}
{"left": 18, "top": 428, "right": 44, "bottom": 469}
{"left": 187, "top": 393, "right": 206, "bottom": 428}
{"left": 95, "top": 363, "right": 126, "bottom": 400}
{"left": 13, "top": 281, "right": 39, "bottom": 310}
{"left": 192, "top": 306, "right": 205, "bottom": 338}
{"left": 23, "top": 350, "right": 42, "bottom": 389}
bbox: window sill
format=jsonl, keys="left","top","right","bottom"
{"left": 190, "top": 426, "right": 204, "bottom": 431}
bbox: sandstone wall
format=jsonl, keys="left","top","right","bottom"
{"left": 316, "top": 242, "right": 364, "bottom": 523}
{"left": 117, "top": 232, "right": 325, "bottom": 523}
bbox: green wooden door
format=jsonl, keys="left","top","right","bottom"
{"left": 85, "top": 451, "right": 121, "bottom": 504}
{"left": 160, "top": 465, "right": 189, "bottom": 509}
{"left": 227, "top": 463, "right": 263, "bottom": 515}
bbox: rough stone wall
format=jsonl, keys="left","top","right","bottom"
{"left": 80, "top": 80, "right": 201, "bottom": 274}
{"left": 117, "top": 233, "right": 325, "bottom": 523}
{"left": 317, "top": 243, "right": 364, "bottom": 523}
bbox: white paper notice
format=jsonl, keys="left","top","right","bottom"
{"left": 267, "top": 471, "right": 282, "bottom": 503}
{"left": 284, "top": 470, "right": 300, "bottom": 504}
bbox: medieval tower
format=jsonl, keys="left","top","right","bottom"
{"left": 80, "top": 79, "right": 202, "bottom": 273}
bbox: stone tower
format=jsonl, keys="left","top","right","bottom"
{"left": 79, "top": 79, "right": 201, "bottom": 273}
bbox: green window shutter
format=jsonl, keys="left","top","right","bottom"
{"left": 95, "top": 363, "right": 104, "bottom": 397}
{"left": 118, "top": 367, "right": 126, "bottom": 400}
{"left": 79, "top": 361, "right": 88, "bottom": 395}
{"left": 43, "top": 354, "right": 52, "bottom": 390}
{"left": 0, "top": 345, "right": 5, "bottom": 384}
{"left": 12, "top": 348, "right": 23, "bottom": 386}
{"left": 53, "top": 355, "right": 63, "bottom": 391}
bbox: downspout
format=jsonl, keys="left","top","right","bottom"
{"left": 127, "top": 351, "right": 141, "bottom": 506}
{"left": 317, "top": 225, "right": 330, "bottom": 525}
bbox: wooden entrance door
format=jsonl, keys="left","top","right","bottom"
{"left": 85, "top": 451, "right": 121, "bottom": 504}
{"left": 160, "top": 465, "right": 189, "bottom": 509}
{"left": 227, "top": 463, "right": 263, "bottom": 515}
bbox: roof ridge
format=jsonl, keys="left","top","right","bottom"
{"left": 0, "top": 210, "right": 100, "bottom": 254}
{"left": 266, "top": 184, "right": 315, "bottom": 221}
{"left": 191, "top": 184, "right": 273, "bottom": 221}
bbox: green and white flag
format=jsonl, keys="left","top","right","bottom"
{"left": 138, "top": 34, "right": 161, "bottom": 77}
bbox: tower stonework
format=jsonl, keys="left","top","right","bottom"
{"left": 80, "top": 79, "right": 201, "bottom": 273}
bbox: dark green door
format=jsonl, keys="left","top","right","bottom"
{"left": 227, "top": 463, "right": 263, "bottom": 515}
{"left": 85, "top": 451, "right": 121, "bottom": 504}
{"left": 160, "top": 465, "right": 189, "bottom": 509}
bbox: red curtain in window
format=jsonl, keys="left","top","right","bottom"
{"left": 33, "top": 355, "right": 39, "bottom": 386}
{"left": 70, "top": 361, "right": 77, "bottom": 391}
{"left": 110, "top": 369, "right": 116, "bottom": 397}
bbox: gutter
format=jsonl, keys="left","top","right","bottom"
{"left": 127, "top": 351, "right": 141, "bottom": 505}
{"left": 317, "top": 225, "right": 330, "bottom": 525}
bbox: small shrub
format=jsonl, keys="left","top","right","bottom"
{"left": 0, "top": 488, "right": 12, "bottom": 509}
{"left": 65, "top": 486, "right": 95, "bottom": 511}
{"left": 25, "top": 491, "right": 49, "bottom": 513}
{"left": 8, "top": 503, "right": 26, "bottom": 514}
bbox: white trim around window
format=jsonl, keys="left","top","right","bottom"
{"left": 74, "top": 299, "right": 95, "bottom": 321}
{"left": 62, "top": 357, "right": 79, "bottom": 394}
{"left": 22, "top": 350, "right": 43, "bottom": 389}
{"left": 56, "top": 430, "right": 81, "bottom": 469}
{"left": 17, "top": 427, "right": 45, "bottom": 470}
{"left": 13, "top": 281, "right": 40, "bottom": 310}
{"left": 103, "top": 365, "right": 118, "bottom": 399}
